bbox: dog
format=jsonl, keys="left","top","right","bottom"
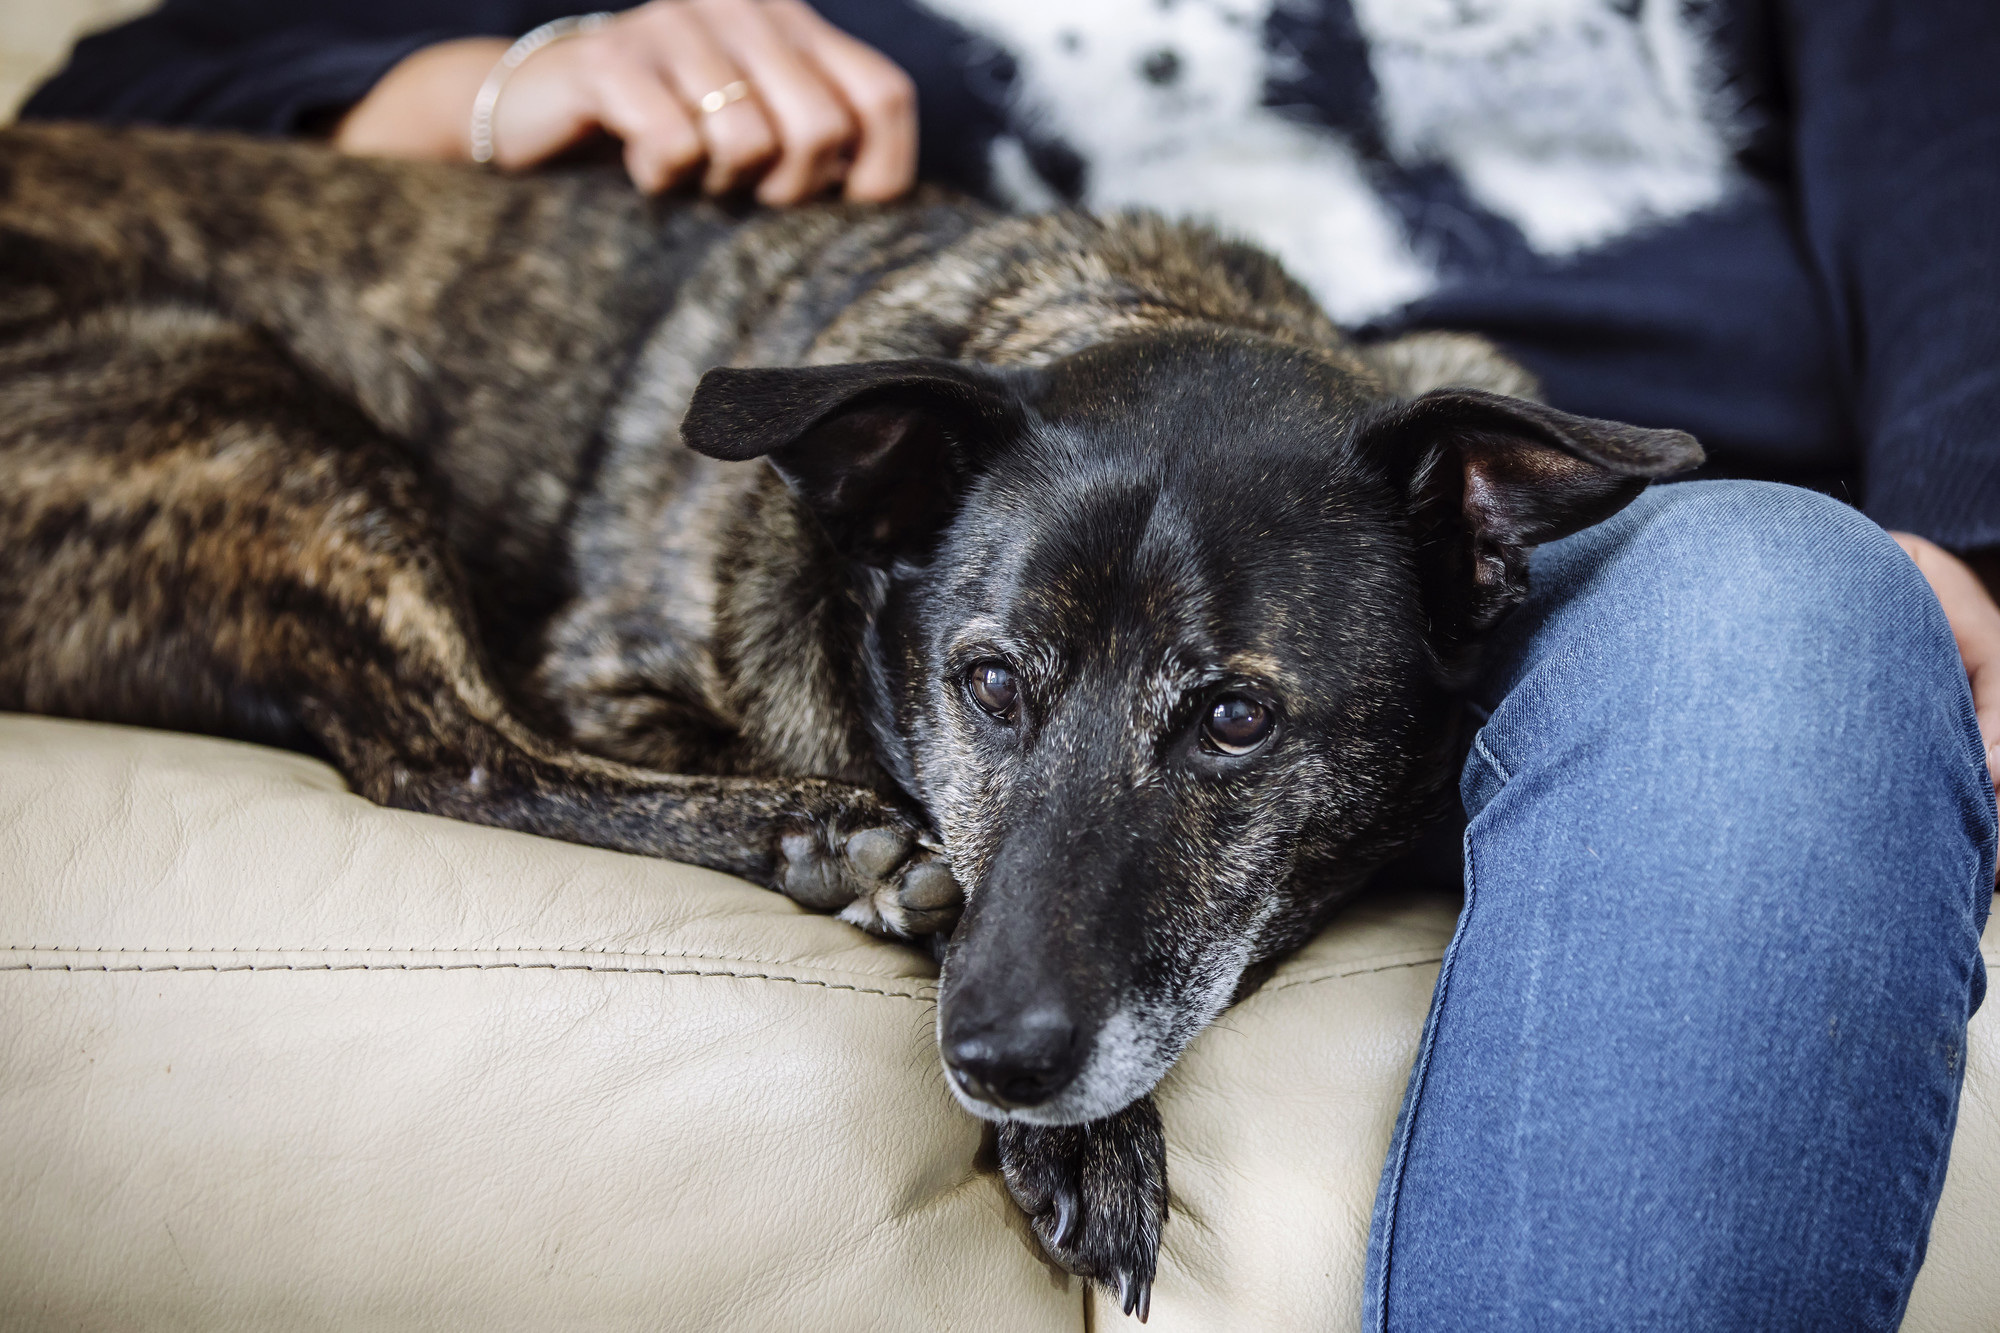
{"left": 0, "top": 122, "right": 1698, "bottom": 1317}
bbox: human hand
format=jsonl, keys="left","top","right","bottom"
{"left": 1892, "top": 532, "right": 2000, "bottom": 781}
{"left": 333, "top": 0, "right": 916, "bottom": 205}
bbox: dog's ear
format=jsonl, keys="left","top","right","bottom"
{"left": 681, "top": 358, "right": 1034, "bottom": 562}
{"left": 1362, "top": 388, "right": 1703, "bottom": 639}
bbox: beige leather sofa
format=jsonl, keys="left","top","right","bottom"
{"left": 1, "top": 712, "right": 1995, "bottom": 1330}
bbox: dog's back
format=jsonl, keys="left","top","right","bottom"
{"left": 0, "top": 125, "right": 739, "bottom": 649}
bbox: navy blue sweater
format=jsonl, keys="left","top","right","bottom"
{"left": 25, "top": 0, "right": 2000, "bottom": 548}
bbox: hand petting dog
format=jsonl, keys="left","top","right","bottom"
{"left": 333, "top": 0, "right": 917, "bottom": 203}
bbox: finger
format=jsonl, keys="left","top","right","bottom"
{"left": 766, "top": 0, "right": 917, "bottom": 202}
{"left": 1972, "top": 673, "right": 2000, "bottom": 775}
{"left": 630, "top": 1, "right": 782, "bottom": 195}
{"left": 695, "top": 0, "right": 857, "bottom": 204}
{"left": 1968, "top": 650, "right": 2000, "bottom": 779}
{"left": 1895, "top": 533, "right": 2000, "bottom": 774}
{"left": 571, "top": 38, "right": 706, "bottom": 192}
{"left": 1915, "top": 541, "right": 2000, "bottom": 664}
{"left": 1963, "top": 629, "right": 2000, "bottom": 773}
{"left": 1890, "top": 531, "right": 1930, "bottom": 563}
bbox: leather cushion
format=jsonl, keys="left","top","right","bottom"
{"left": 1, "top": 714, "right": 1993, "bottom": 1329}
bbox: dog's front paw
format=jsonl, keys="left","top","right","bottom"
{"left": 998, "top": 1096, "right": 1167, "bottom": 1321}
{"left": 776, "top": 790, "right": 960, "bottom": 938}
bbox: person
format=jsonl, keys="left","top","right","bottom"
{"left": 24, "top": 3, "right": 1999, "bottom": 1327}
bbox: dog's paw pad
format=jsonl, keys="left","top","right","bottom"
{"left": 774, "top": 795, "right": 960, "bottom": 937}
{"left": 844, "top": 826, "right": 910, "bottom": 880}
{"left": 836, "top": 843, "right": 961, "bottom": 939}
{"left": 780, "top": 830, "right": 852, "bottom": 910}
{"left": 885, "top": 855, "right": 961, "bottom": 935}
{"left": 898, "top": 858, "right": 959, "bottom": 910}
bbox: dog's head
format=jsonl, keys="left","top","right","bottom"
{"left": 685, "top": 329, "right": 1697, "bottom": 1124}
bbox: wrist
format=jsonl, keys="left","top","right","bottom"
{"left": 334, "top": 38, "right": 512, "bottom": 162}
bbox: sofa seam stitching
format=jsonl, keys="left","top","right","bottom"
{"left": 7, "top": 947, "right": 1992, "bottom": 980}
{"left": 0, "top": 949, "right": 1461, "bottom": 993}
{"left": 1256, "top": 953, "right": 1448, "bottom": 993}
{"left": 3, "top": 942, "right": 861, "bottom": 958}
{"left": 0, "top": 944, "right": 1454, "bottom": 976}
{"left": 0, "top": 957, "right": 933, "bottom": 998}
{"left": 1, "top": 941, "right": 942, "bottom": 977}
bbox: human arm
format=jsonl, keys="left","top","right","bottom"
{"left": 1778, "top": 0, "right": 2000, "bottom": 550}
{"left": 23, "top": 0, "right": 919, "bottom": 204}
{"left": 20, "top": 6, "right": 458, "bottom": 139}
{"left": 332, "top": 1, "right": 916, "bottom": 203}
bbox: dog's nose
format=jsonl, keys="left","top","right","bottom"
{"left": 943, "top": 1006, "right": 1080, "bottom": 1109}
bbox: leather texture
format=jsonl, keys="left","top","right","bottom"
{"left": 1, "top": 712, "right": 1994, "bottom": 1330}
{"left": 0, "top": 0, "right": 153, "bottom": 121}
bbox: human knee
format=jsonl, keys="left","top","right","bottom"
{"left": 1559, "top": 480, "right": 1954, "bottom": 703}
{"left": 1481, "top": 479, "right": 1988, "bottom": 836}
{"left": 1480, "top": 479, "right": 1993, "bottom": 930}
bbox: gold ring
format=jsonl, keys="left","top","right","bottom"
{"left": 697, "top": 80, "right": 751, "bottom": 116}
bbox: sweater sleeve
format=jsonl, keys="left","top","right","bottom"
{"left": 19, "top": 4, "right": 515, "bottom": 135}
{"left": 1781, "top": 0, "right": 2000, "bottom": 548}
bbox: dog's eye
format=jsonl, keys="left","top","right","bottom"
{"left": 1202, "top": 694, "right": 1272, "bottom": 755}
{"left": 967, "top": 661, "right": 1020, "bottom": 721}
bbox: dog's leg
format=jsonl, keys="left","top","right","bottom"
{"left": 998, "top": 1097, "right": 1168, "bottom": 1319}
{"left": 0, "top": 303, "right": 957, "bottom": 934}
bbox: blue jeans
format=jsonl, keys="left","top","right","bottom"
{"left": 1364, "top": 481, "right": 1996, "bottom": 1331}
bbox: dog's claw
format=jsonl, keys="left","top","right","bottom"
{"left": 1052, "top": 1189, "right": 1078, "bottom": 1249}
{"left": 1114, "top": 1271, "right": 1153, "bottom": 1321}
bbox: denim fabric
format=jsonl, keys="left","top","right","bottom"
{"left": 1364, "top": 481, "right": 1996, "bottom": 1331}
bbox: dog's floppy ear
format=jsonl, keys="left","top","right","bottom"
{"left": 681, "top": 358, "right": 1034, "bottom": 562}
{"left": 1363, "top": 388, "right": 1703, "bottom": 640}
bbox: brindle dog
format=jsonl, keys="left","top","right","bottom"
{"left": 0, "top": 123, "right": 1698, "bottom": 1317}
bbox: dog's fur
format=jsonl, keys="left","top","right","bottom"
{"left": 0, "top": 123, "right": 1698, "bottom": 1314}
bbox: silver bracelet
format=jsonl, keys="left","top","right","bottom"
{"left": 469, "top": 13, "right": 613, "bottom": 166}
